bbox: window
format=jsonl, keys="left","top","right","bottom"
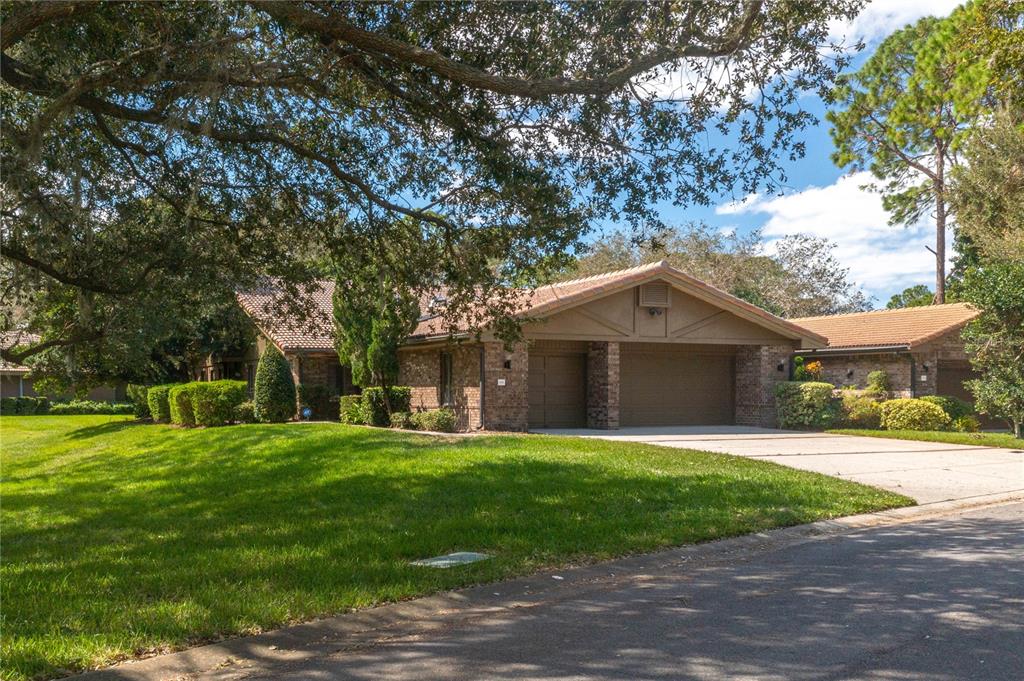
{"left": 440, "top": 352, "right": 453, "bottom": 406}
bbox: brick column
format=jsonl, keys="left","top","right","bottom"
{"left": 587, "top": 341, "right": 620, "bottom": 429}
{"left": 481, "top": 341, "right": 529, "bottom": 431}
{"left": 735, "top": 345, "right": 793, "bottom": 428}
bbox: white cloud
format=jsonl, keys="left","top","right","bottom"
{"left": 715, "top": 193, "right": 760, "bottom": 215}
{"left": 722, "top": 172, "right": 949, "bottom": 300}
{"left": 829, "top": 0, "right": 962, "bottom": 46}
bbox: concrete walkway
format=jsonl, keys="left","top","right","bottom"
{"left": 538, "top": 426, "right": 1024, "bottom": 504}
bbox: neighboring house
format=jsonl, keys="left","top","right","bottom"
{"left": 0, "top": 332, "right": 126, "bottom": 401}
{"left": 789, "top": 303, "right": 982, "bottom": 402}
{"left": 227, "top": 261, "right": 826, "bottom": 430}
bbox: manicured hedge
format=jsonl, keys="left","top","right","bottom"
{"left": 880, "top": 398, "right": 951, "bottom": 431}
{"left": 168, "top": 384, "right": 195, "bottom": 426}
{"left": 147, "top": 383, "right": 180, "bottom": 423}
{"left": 359, "top": 387, "right": 412, "bottom": 427}
{"left": 339, "top": 395, "right": 364, "bottom": 424}
{"left": 234, "top": 400, "right": 256, "bottom": 424}
{"left": 389, "top": 410, "right": 415, "bottom": 429}
{"left": 839, "top": 392, "right": 882, "bottom": 429}
{"left": 0, "top": 396, "right": 50, "bottom": 415}
{"left": 189, "top": 380, "right": 248, "bottom": 426}
{"left": 48, "top": 400, "right": 133, "bottom": 415}
{"left": 920, "top": 395, "right": 973, "bottom": 421}
{"left": 126, "top": 384, "right": 150, "bottom": 419}
{"left": 253, "top": 345, "right": 296, "bottom": 423}
{"left": 411, "top": 407, "right": 457, "bottom": 433}
{"left": 775, "top": 381, "right": 838, "bottom": 429}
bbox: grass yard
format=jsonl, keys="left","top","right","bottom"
{"left": 828, "top": 428, "right": 1024, "bottom": 449}
{"left": 2, "top": 415, "right": 912, "bottom": 680}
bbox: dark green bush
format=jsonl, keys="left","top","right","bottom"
{"left": 389, "top": 411, "right": 415, "bottom": 429}
{"left": 339, "top": 395, "right": 364, "bottom": 424}
{"left": 358, "top": 386, "right": 412, "bottom": 426}
{"left": 297, "top": 383, "right": 333, "bottom": 419}
{"left": 839, "top": 392, "right": 882, "bottom": 429}
{"left": 253, "top": 345, "right": 296, "bottom": 422}
{"left": 920, "top": 395, "right": 973, "bottom": 421}
{"left": 775, "top": 381, "right": 838, "bottom": 429}
{"left": 0, "top": 396, "right": 50, "bottom": 415}
{"left": 126, "top": 384, "right": 150, "bottom": 418}
{"left": 168, "top": 384, "right": 195, "bottom": 426}
{"left": 411, "top": 407, "right": 457, "bottom": 432}
{"left": 48, "top": 400, "right": 133, "bottom": 415}
{"left": 880, "top": 398, "right": 951, "bottom": 431}
{"left": 189, "top": 380, "right": 248, "bottom": 426}
{"left": 234, "top": 400, "right": 256, "bottom": 424}
{"left": 147, "top": 383, "right": 180, "bottom": 423}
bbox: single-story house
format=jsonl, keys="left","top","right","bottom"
{"left": 0, "top": 332, "right": 126, "bottom": 401}
{"left": 221, "top": 261, "right": 827, "bottom": 430}
{"left": 788, "top": 303, "right": 982, "bottom": 402}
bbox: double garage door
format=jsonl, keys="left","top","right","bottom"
{"left": 527, "top": 345, "right": 735, "bottom": 429}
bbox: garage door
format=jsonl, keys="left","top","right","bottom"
{"left": 936, "top": 361, "right": 977, "bottom": 403}
{"left": 620, "top": 348, "right": 734, "bottom": 426}
{"left": 528, "top": 352, "right": 586, "bottom": 428}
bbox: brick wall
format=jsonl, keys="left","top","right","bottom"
{"left": 481, "top": 341, "right": 529, "bottom": 431}
{"left": 735, "top": 345, "right": 794, "bottom": 427}
{"left": 398, "top": 344, "right": 482, "bottom": 430}
{"left": 812, "top": 353, "right": 913, "bottom": 397}
{"left": 297, "top": 354, "right": 335, "bottom": 419}
{"left": 586, "top": 341, "right": 619, "bottom": 429}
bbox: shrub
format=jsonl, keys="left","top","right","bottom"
{"left": 189, "top": 380, "right": 248, "bottom": 426}
{"left": 411, "top": 407, "right": 457, "bottom": 432}
{"left": 126, "top": 384, "right": 150, "bottom": 419}
{"left": 775, "top": 381, "right": 838, "bottom": 429}
{"left": 339, "top": 394, "right": 364, "bottom": 424}
{"left": 0, "top": 396, "right": 50, "bottom": 415}
{"left": 297, "top": 383, "right": 333, "bottom": 419}
{"left": 358, "top": 386, "right": 412, "bottom": 427}
{"left": 147, "top": 383, "right": 180, "bottom": 423}
{"left": 48, "top": 400, "right": 133, "bottom": 415}
{"left": 865, "top": 370, "right": 890, "bottom": 397}
{"left": 390, "top": 411, "right": 415, "bottom": 429}
{"left": 839, "top": 393, "right": 882, "bottom": 429}
{"left": 880, "top": 398, "right": 951, "bottom": 431}
{"left": 951, "top": 414, "right": 981, "bottom": 433}
{"left": 253, "top": 345, "right": 296, "bottom": 422}
{"left": 919, "top": 395, "right": 973, "bottom": 421}
{"left": 234, "top": 400, "right": 256, "bottom": 424}
{"left": 168, "top": 384, "right": 195, "bottom": 426}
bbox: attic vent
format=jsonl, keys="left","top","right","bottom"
{"left": 639, "top": 283, "right": 670, "bottom": 308}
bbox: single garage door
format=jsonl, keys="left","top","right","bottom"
{"left": 936, "top": 361, "right": 977, "bottom": 403}
{"left": 528, "top": 352, "right": 586, "bottom": 428}
{"left": 620, "top": 348, "right": 734, "bottom": 426}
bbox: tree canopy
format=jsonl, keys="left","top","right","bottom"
{"left": 1, "top": 1, "right": 864, "bottom": 379}
{"left": 886, "top": 284, "right": 934, "bottom": 309}
{"left": 564, "top": 223, "right": 871, "bottom": 318}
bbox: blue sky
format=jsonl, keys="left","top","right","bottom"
{"left": 630, "top": 0, "right": 964, "bottom": 307}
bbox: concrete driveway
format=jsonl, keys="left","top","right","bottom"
{"left": 538, "top": 426, "right": 1024, "bottom": 504}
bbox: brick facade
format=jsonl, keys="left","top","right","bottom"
{"left": 481, "top": 341, "right": 529, "bottom": 431}
{"left": 586, "top": 341, "right": 620, "bottom": 429}
{"left": 398, "top": 344, "right": 482, "bottom": 430}
{"left": 734, "top": 345, "right": 794, "bottom": 427}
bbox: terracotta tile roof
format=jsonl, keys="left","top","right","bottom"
{"left": 0, "top": 332, "right": 40, "bottom": 373}
{"left": 240, "top": 261, "right": 826, "bottom": 351}
{"left": 236, "top": 282, "right": 335, "bottom": 352}
{"left": 790, "top": 303, "right": 979, "bottom": 350}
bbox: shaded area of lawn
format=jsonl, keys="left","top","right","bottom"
{"left": 828, "top": 428, "right": 1024, "bottom": 450}
{"left": 1, "top": 416, "right": 912, "bottom": 680}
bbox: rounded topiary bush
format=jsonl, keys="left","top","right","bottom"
{"left": 147, "top": 383, "right": 179, "bottom": 422}
{"left": 253, "top": 345, "right": 296, "bottom": 423}
{"left": 775, "top": 381, "right": 838, "bottom": 429}
{"left": 168, "top": 384, "right": 195, "bottom": 426}
{"left": 880, "top": 398, "right": 951, "bottom": 431}
{"left": 919, "top": 395, "right": 973, "bottom": 421}
{"left": 190, "top": 380, "right": 248, "bottom": 426}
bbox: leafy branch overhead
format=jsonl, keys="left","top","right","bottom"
{"left": 1, "top": 0, "right": 863, "bottom": 379}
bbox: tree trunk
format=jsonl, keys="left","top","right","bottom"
{"left": 933, "top": 152, "right": 946, "bottom": 304}
{"left": 1015, "top": 420, "right": 1022, "bottom": 440}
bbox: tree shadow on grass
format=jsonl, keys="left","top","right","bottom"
{"left": 63, "top": 418, "right": 145, "bottom": 440}
{"left": 2, "top": 426, "right": 903, "bottom": 680}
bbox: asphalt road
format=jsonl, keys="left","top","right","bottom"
{"left": 114, "top": 501, "right": 1022, "bottom": 681}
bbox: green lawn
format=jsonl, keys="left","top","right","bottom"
{"left": 2, "top": 416, "right": 912, "bottom": 680}
{"left": 828, "top": 428, "right": 1024, "bottom": 449}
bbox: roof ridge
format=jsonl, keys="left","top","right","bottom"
{"left": 791, "top": 301, "right": 972, "bottom": 322}
{"left": 543, "top": 260, "right": 668, "bottom": 289}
